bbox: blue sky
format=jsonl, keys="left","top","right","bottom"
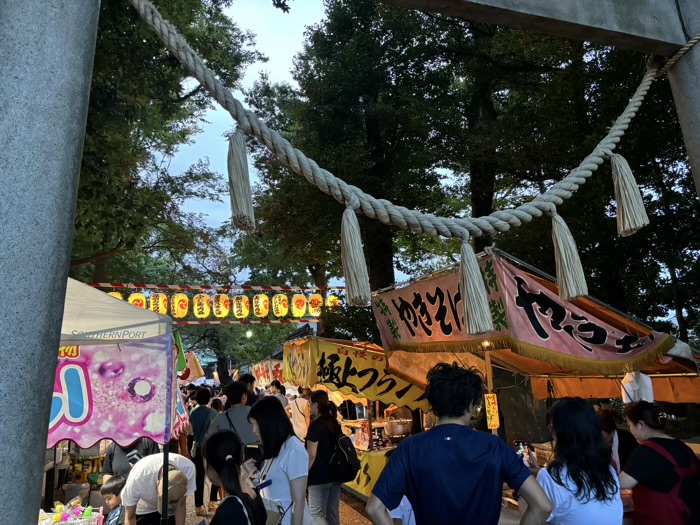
{"left": 173, "top": 1, "right": 326, "bottom": 227}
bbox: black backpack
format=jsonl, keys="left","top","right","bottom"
{"left": 330, "top": 433, "right": 361, "bottom": 483}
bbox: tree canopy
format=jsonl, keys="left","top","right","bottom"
{"left": 237, "top": 1, "right": 699, "bottom": 342}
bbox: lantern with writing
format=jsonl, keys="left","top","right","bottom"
{"left": 308, "top": 293, "right": 323, "bottom": 317}
{"left": 272, "top": 294, "right": 288, "bottom": 317}
{"left": 213, "top": 294, "right": 230, "bottom": 318}
{"left": 193, "top": 294, "right": 211, "bottom": 319}
{"left": 149, "top": 293, "right": 168, "bottom": 314}
{"left": 171, "top": 293, "right": 189, "bottom": 319}
{"left": 291, "top": 294, "right": 307, "bottom": 318}
{"left": 253, "top": 294, "right": 270, "bottom": 318}
{"left": 108, "top": 292, "right": 124, "bottom": 301}
{"left": 326, "top": 294, "right": 341, "bottom": 308}
{"left": 128, "top": 293, "right": 147, "bottom": 309}
{"left": 233, "top": 295, "right": 250, "bottom": 319}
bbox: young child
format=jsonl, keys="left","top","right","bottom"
{"left": 100, "top": 475, "right": 126, "bottom": 525}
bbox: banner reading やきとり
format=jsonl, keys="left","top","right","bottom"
{"left": 372, "top": 252, "right": 674, "bottom": 373}
{"left": 48, "top": 334, "right": 174, "bottom": 448}
{"left": 283, "top": 338, "right": 428, "bottom": 411}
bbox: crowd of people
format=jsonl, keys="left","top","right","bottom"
{"left": 95, "top": 366, "right": 699, "bottom": 525}
{"left": 366, "top": 364, "right": 700, "bottom": 525}
{"left": 98, "top": 373, "right": 353, "bottom": 525}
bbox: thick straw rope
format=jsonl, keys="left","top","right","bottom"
{"left": 129, "top": 0, "right": 661, "bottom": 245}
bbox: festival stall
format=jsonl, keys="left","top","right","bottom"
{"left": 252, "top": 357, "right": 285, "bottom": 389}
{"left": 283, "top": 337, "right": 427, "bottom": 498}
{"left": 43, "top": 279, "right": 175, "bottom": 522}
{"left": 372, "top": 249, "right": 699, "bottom": 404}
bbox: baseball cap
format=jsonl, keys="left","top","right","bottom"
{"left": 157, "top": 469, "right": 188, "bottom": 516}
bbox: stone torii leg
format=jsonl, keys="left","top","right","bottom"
{"left": 0, "top": 0, "right": 100, "bottom": 522}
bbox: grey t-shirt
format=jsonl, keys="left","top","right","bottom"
{"left": 207, "top": 406, "right": 259, "bottom": 446}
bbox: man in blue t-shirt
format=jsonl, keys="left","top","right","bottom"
{"left": 366, "top": 363, "right": 552, "bottom": 525}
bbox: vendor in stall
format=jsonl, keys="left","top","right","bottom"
{"left": 103, "top": 438, "right": 160, "bottom": 483}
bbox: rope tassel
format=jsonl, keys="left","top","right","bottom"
{"left": 459, "top": 240, "right": 494, "bottom": 335}
{"left": 551, "top": 213, "right": 588, "bottom": 301}
{"left": 341, "top": 207, "right": 371, "bottom": 306}
{"left": 610, "top": 153, "right": 649, "bottom": 237}
{"left": 227, "top": 128, "right": 255, "bottom": 232}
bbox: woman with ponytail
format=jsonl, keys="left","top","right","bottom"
{"left": 621, "top": 401, "right": 700, "bottom": 525}
{"left": 202, "top": 429, "right": 266, "bottom": 525}
{"left": 306, "top": 391, "right": 342, "bottom": 525}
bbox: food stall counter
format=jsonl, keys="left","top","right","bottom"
{"left": 344, "top": 449, "right": 391, "bottom": 500}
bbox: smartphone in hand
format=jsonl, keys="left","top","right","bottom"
{"left": 126, "top": 449, "right": 143, "bottom": 466}
{"left": 513, "top": 441, "right": 530, "bottom": 467}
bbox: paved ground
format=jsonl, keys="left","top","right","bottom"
{"left": 185, "top": 486, "right": 371, "bottom": 525}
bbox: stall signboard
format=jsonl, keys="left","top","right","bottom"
{"left": 70, "top": 455, "right": 105, "bottom": 487}
{"left": 253, "top": 360, "right": 272, "bottom": 386}
{"left": 284, "top": 339, "right": 428, "bottom": 411}
{"left": 177, "top": 351, "right": 205, "bottom": 385}
{"left": 372, "top": 252, "right": 674, "bottom": 373}
{"left": 48, "top": 333, "right": 173, "bottom": 448}
{"left": 252, "top": 359, "right": 284, "bottom": 387}
{"left": 484, "top": 393, "right": 500, "bottom": 430}
{"left": 345, "top": 450, "right": 389, "bottom": 499}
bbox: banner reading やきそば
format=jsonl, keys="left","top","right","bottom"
{"left": 48, "top": 334, "right": 174, "bottom": 448}
{"left": 372, "top": 253, "right": 674, "bottom": 374}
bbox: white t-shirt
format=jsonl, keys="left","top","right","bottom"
{"left": 537, "top": 466, "right": 622, "bottom": 525}
{"left": 259, "top": 436, "right": 311, "bottom": 525}
{"left": 120, "top": 453, "right": 196, "bottom": 515}
{"left": 389, "top": 496, "right": 416, "bottom": 525}
{"left": 289, "top": 397, "right": 310, "bottom": 440}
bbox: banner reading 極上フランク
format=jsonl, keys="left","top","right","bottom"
{"left": 372, "top": 252, "right": 674, "bottom": 374}
{"left": 283, "top": 338, "right": 427, "bottom": 411}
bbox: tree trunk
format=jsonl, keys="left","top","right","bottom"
{"left": 465, "top": 62, "right": 498, "bottom": 253}
{"left": 216, "top": 354, "right": 232, "bottom": 385}
{"left": 653, "top": 162, "right": 689, "bottom": 341}
{"left": 363, "top": 220, "right": 395, "bottom": 290}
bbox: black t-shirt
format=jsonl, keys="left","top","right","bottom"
{"left": 246, "top": 391, "right": 259, "bottom": 407}
{"left": 373, "top": 425, "right": 531, "bottom": 525}
{"left": 210, "top": 494, "right": 266, "bottom": 525}
{"left": 306, "top": 417, "right": 337, "bottom": 486}
{"left": 102, "top": 438, "right": 160, "bottom": 480}
{"left": 624, "top": 438, "right": 700, "bottom": 521}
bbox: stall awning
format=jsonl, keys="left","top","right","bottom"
{"left": 372, "top": 250, "right": 699, "bottom": 403}
{"left": 61, "top": 278, "right": 170, "bottom": 345}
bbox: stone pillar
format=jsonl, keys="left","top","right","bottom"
{"left": 0, "top": 0, "right": 100, "bottom": 521}
{"left": 668, "top": 0, "right": 700, "bottom": 198}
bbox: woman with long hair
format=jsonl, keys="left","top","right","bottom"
{"left": 529, "top": 397, "right": 622, "bottom": 525}
{"left": 202, "top": 429, "right": 266, "bottom": 525}
{"left": 620, "top": 401, "right": 700, "bottom": 525}
{"left": 248, "top": 396, "right": 311, "bottom": 525}
{"left": 306, "top": 391, "right": 342, "bottom": 525}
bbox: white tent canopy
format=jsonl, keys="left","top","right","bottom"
{"left": 60, "top": 278, "right": 171, "bottom": 345}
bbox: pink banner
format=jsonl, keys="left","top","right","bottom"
{"left": 48, "top": 334, "right": 173, "bottom": 448}
{"left": 373, "top": 253, "right": 673, "bottom": 373}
